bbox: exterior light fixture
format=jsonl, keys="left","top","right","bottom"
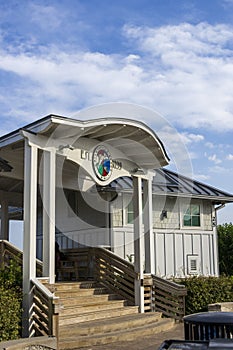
{"left": 160, "top": 209, "right": 167, "bottom": 220}
{"left": 58, "top": 144, "right": 74, "bottom": 151}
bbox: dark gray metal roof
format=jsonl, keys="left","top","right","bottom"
{"left": 102, "top": 168, "right": 233, "bottom": 203}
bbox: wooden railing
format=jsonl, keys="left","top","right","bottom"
{"left": 144, "top": 274, "right": 187, "bottom": 321}
{"left": 0, "top": 240, "right": 42, "bottom": 275}
{"left": 93, "top": 248, "right": 137, "bottom": 305}
{"left": 31, "top": 278, "right": 59, "bottom": 339}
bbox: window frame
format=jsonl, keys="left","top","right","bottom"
{"left": 181, "top": 202, "right": 203, "bottom": 229}
{"left": 126, "top": 200, "right": 134, "bottom": 225}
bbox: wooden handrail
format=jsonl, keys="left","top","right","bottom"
{"left": 93, "top": 248, "right": 137, "bottom": 305}
{"left": 30, "top": 278, "right": 59, "bottom": 339}
{"left": 144, "top": 274, "right": 187, "bottom": 321}
{"left": 0, "top": 240, "right": 42, "bottom": 275}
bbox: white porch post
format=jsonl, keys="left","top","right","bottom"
{"left": 213, "top": 206, "right": 220, "bottom": 277}
{"left": 133, "top": 175, "right": 144, "bottom": 313}
{"left": 42, "top": 150, "right": 56, "bottom": 284}
{"left": 0, "top": 199, "right": 9, "bottom": 240}
{"left": 22, "top": 141, "right": 38, "bottom": 337}
{"left": 144, "top": 178, "right": 155, "bottom": 274}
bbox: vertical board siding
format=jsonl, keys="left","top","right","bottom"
{"left": 202, "top": 234, "right": 211, "bottom": 275}
{"left": 175, "top": 234, "right": 184, "bottom": 277}
{"left": 155, "top": 233, "right": 165, "bottom": 276}
{"left": 165, "top": 234, "right": 175, "bottom": 277}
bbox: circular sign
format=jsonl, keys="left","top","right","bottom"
{"left": 92, "top": 145, "right": 112, "bottom": 181}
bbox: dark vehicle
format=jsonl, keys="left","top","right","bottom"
{"left": 158, "top": 338, "right": 233, "bottom": 349}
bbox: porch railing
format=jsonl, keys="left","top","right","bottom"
{"left": 144, "top": 274, "right": 187, "bottom": 321}
{"left": 0, "top": 239, "right": 42, "bottom": 275}
{"left": 30, "top": 278, "right": 59, "bottom": 339}
{"left": 94, "top": 247, "right": 137, "bottom": 305}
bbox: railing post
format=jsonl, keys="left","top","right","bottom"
{"left": 48, "top": 299, "right": 53, "bottom": 337}
{"left": 53, "top": 303, "right": 59, "bottom": 350}
{"left": 144, "top": 274, "right": 154, "bottom": 312}
{"left": 0, "top": 240, "right": 4, "bottom": 268}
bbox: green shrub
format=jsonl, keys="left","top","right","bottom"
{"left": 0, "top": 286, "right": 22, "bottom": 341}
{"left": 178, "top": 276, "right": 233, "bottom": 315}
{"left": 0, "top": 259, "right": 22, "bottom": 341}
{"left": 218, "top": 223, "right": 233, "bottom": 275}
{"left": 0, "top": 258, "right": 22, "bottom": 290}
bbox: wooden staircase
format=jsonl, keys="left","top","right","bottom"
{"left": 48, "top": 281, "right": 174, "bottom": 349}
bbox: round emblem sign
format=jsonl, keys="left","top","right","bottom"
{"left": 92, "top": 145, "right": 112, "bottom": 181}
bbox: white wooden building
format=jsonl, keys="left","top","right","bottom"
{"left": 47, "top": 166, "right": 233, "bottom": 279}
{"left": 0, "top": 114, "right": 232, "bottom": 334}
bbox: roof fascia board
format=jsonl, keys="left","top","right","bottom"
{"left": 50, "top": 116, "right": 170, "bottom": 164}
{"left": 151, "top": 191, "right": 233, "bottom": 202}
{"left": 0, "top": 116, "right": 53, "bottom": 148}
{"left": 103, "top": 187, "right": 233, "bottom": 202}
{"left": 0, "top": 115, "right": 169, "bottom": 165}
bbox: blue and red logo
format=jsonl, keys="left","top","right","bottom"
{"left": 93, "top": 145, "right": 112, "bottom": 181}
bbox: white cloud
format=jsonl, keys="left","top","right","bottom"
{"left": 222, "top": 0, "right": 233, "bottom": 8}
{"left": 209, "top": 165, "right": 229, "bottom": 174}
{"left": 205, "top": 142, "right": 215, "bottom": 149}
{"left": 0, "top": 22, "right": 233, "bottom": 133}
{"left": 208, "top": 154, "right": 222, "bottom": 164}
{"left": 227, "top": 154, "right": 233, "bottom": 160}
{"left": 194, "top": 174, "right": 210, "bottom": 182}
{"left": 123, "top": 22, "right": 233, "bottom": 131}
{"left": 29, "top": 4, "right": 64, "bottom": 30}
{"left": 157, "top": 125, "right": 193, "bottom": 176}
{"left": 180, "top": 132, "right": 204, "bottom": 145}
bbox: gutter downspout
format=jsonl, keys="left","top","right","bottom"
{"left": 213, "top": 203, "right": 225, "bottom": 277}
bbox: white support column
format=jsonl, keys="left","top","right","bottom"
{"left": 144, "top": 178, "right": 155, "bottom": 274}
{"left": 133, "top": 176, "right": 144, "bottom": 313}
{"left": 213, "top": 206, "right": 219, "bottom": 277}
{"left": 22, "top": 141, "right": 38, "bottom": 337}
{"left": 42, "top": 150, "right": 56, "bottom": 284}
{"left": 0, "top": 199, "right": 9, "bottom": 240}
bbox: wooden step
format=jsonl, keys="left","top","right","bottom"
{"left": 60, "top": 299, "right": 128, "bottom": 316}
{"left": 53, "top": 281, "right": 175, "bottom": 350}
{"left": 59, "top": 312, "right": 162, "bottom": 337}
{"left": 55, "top": 285, "right": 108, "bottom": 296}
{"left": 53, "top": 281, "right": 98, "bottom": 291}
{"left": 59, "top": 317, "right": 174, "bottom": 349}
{"left": 59, "top": 306, "right": 139, "bottom": 326}
{"left": 58, "top": 293, "right": 122, "bottom": 306}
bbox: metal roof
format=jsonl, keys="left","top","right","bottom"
{"left": 102, "top": 168, "right": 233, "bottom": 203}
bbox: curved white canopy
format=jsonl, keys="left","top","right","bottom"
{"left": 0, "top": 114, "right": 169, "bottom": 167}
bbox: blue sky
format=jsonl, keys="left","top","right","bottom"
{"left": 1, "top": 0, "right": 233, "bottom": 226}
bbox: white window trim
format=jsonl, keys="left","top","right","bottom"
{"left": 180, "top": 201, "right": 204, "bottom": 230}
{"left": 123, "top": 194, "right": 134, "bottom": 226}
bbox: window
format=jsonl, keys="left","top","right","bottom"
{"left": 183, "top": 204, "right": 200, "bottom": 227}
{"left": 127, "top": 201, "right": 134, "bottom": 224}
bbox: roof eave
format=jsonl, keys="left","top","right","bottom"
{"left": 151, "top": 191, "right": 233, "bottom": 203}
